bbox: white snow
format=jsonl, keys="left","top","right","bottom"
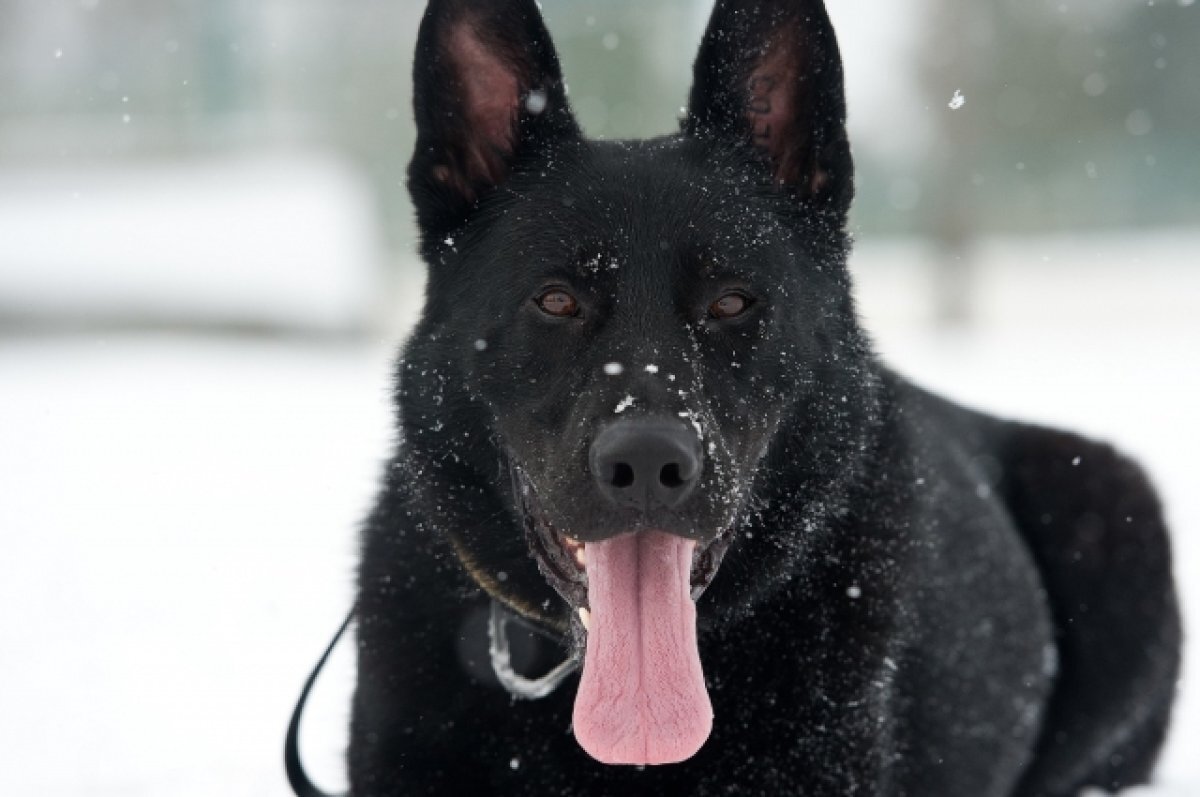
{"left": 0, "top": 336, "right": 383, "bottom": 796}
{"left": 524, "top": 89, "right": 548, "bottom": 116}
{"left": 0, "top": 154, "right": 383, "bottom": 332}
{"left": 0, "top": 230, "right": 1196, "bottom": 795}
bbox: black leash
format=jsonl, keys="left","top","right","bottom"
{"left": 285, "top": 600, "right": 574, "bottom": 795}
{"left": 285, "top": 604, "right": 356, "bottom": 797}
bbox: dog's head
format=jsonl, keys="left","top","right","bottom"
{"left": 397, "top": 0, "right": 878, "bottom": 766}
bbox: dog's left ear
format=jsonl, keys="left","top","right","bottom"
{"left": 408, "top": 0, "right": 579, "bottom": 247}
{"left": 684, "top": 0, "right": 853, "bottom": 225}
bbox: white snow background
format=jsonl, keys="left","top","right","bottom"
{"left": 1, "top": 223, "right": 1196, "bottom": 795}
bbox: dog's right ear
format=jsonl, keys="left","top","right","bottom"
{"left": 408, "top": 0, "right": 579, "bottom": 247}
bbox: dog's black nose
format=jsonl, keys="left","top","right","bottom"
{"left": 589, "top": 419, "right": 702, "bottom": 511}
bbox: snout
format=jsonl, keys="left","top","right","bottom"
{"left": 589, "top": 418, "right": 702, "bottom": 512}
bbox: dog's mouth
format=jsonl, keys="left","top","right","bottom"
{"left": 512, "top": 462, "right": 734, "bottom": 767}
{"left": 513, "top": 465, "right": 734, "bottom": 617}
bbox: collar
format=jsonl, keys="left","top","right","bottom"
{"left": 488, "top": 599, "right": 579, "bottom": 700}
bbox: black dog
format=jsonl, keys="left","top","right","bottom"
{"left": 340, "top": 1, "right": 1181, "bottom": 794}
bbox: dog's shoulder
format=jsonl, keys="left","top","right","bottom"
{"left": 884, "top": 370, "right": 1180, "bottom": 791}
{"left": 884, "top": 370, "right": 1175, "bottom": 601}
{"left": 886, "top": 371, "right": 1164, "bottom": 525}
{"left": 977, "top": 414, "right": 1179, "bottom": 793}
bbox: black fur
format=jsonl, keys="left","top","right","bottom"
{"left": 348, "top": 1, "right": 1181, "bottom": 794}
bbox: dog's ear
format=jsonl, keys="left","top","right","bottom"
{"left": 408, "top": 0, "right": 579, "bottom": 244}
{"left": 684, "top": 0, "right": 853, "bottom": 224}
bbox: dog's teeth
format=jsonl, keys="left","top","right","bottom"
{"left": 574, "top": 545, "right": 587, "bottom": 567}
{"left": 578, "top": 607, "right": 591, "bottom": 631}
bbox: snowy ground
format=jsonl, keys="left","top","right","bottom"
{"left": 0, "top": 234, "right": 1196, "bottom": 795}
{"left": 0, "top": 155, "right": 383, "bottom": 333}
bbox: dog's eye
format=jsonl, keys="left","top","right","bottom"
{"left": 708, "top": 292, "right": 751, "bottom": 320}
{"left": 536, "top": 289, "right": 579, "bottom": 318}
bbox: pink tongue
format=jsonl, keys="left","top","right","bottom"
{"left": 572, "top": 530, "right": 713, "bottom": 765}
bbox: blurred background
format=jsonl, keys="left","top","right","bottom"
{"left": 0, "top": 1, "right": 1196, "bottom": 794}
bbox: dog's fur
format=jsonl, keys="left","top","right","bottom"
{"left": 348, "top": 1, "right": 1181, "bottom": 794}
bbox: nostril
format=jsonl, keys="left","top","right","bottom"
{"left": 612, "top": 462, "right": 635, "bottom": 488}
{"left": 659, "top": 462, "right": 684, "bottom": 489}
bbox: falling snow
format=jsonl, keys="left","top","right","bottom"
{"left": 524, "top": 89, "right": 548, "bottom": 116}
